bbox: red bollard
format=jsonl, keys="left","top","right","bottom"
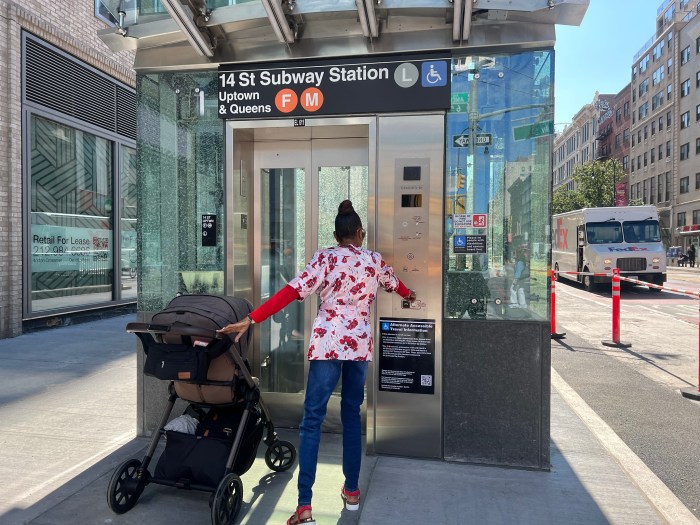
{"left": 603, "top": 268, "right": 631, "bottom": 348}
{"left": 551, "top": 270, "right": 566, "bottom": 340}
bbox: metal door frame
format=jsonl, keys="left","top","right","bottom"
{"left": 225, "top": 117, "right": 377, "bottom": 428}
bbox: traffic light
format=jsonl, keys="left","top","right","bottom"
{"left": 457, "top": 173, "right": 466, "bottom": 190}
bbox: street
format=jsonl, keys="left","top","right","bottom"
{"left": 553, "top": 272, "right": 700, "bottom": 518}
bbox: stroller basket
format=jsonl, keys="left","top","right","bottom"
{"left": 108, "top": 294, "right": 297, "bottom": 525}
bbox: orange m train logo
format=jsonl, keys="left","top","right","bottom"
{"left": 275, "top": 87, "right": 324, "bottom": 113}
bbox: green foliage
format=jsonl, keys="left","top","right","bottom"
{"left": 553, "top": 159, "right": 625, "bottom": 214}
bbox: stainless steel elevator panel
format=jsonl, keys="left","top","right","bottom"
{"left": 371, "top": 114, "right": 444, "bottom": 459}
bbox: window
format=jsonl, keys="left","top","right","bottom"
{"left": 682, "top": 111, "right": 690, "bottom": 129}
{"left": 667, "top": 141, "right": 671, "bottom": 157}
{"left": 682, "top": 45, "right": 691, "bottom": 65}
{"left": 696, "top": 173, "right": 700, "bottom": 190}
{"left": 666, "top": 171, "right": 671, "bottom": 200}
{"left": 697, "top": 36, "right": 700, "bottom": 53}
{"left": 650, "top": 177, "right": 656, "bottom": 204}
{"left": 682, "top": 79, "right": 691, "bottom": 97}
{"left": 633, "top": 65, "right": 638, "bottom": 80}
{"left": 639, "top": 102, "right": 649, "bottom": 120}
{"left": 694, "top": 210, "right": 700, "bottom": 225}
{"left": 623, "top": 155, "right": 629, "bottom": 171}
{"left": 637, "top": 155, "right": 641, "bottom": 169}
{"left": 643, "top": 179, "right": 648, "bottom": 202}
{"left": 697, "top": 137, "right": 700, "bottom": 154}
{"left": 652, "top": 120, "right": 657, "bottom": 135}
{"left": 681, "top": 176, "right": 690, "bottom": 193}
{"left": 678, "top": 212, "right": 687, "bottom": 227}
{"left": 651, "top": 147, "right": 656, "bottom": 163}
{"left": 616, "top": 108, "right": 622, "bottom": 123}
{"left": 638, "top": 130, "right": 642, "bottom": 143}
{"left": 632, "top": 159, "right": 636, "bottom": 173}
{"left": 659, "top": 115, "right": 664, "bottom": 131}
{"left": 668, "top": 57, "right": 673, "bottom": 75}
{"left": 638, "top": 79, "right": 650, "bottom": 97}
{"left": 681, "top": 142, "right": 690, "bottom": 160}
{"left": 653, "top": 39, "right": 665, "bottom": 61}
{"left": 652, "top": 91, "right": 664, "bottom": 110}
{"left": 624, "top": 101, "right": 630, "bottom": 117}
{"left": 653, "top": 65, "right": 665, "bottom": 86}
{"left": 659, "top": 144, "right": 663, "bottom": 160}
{"left": 697, "top": 104, "right": 700, "bottom": 121}
{"left": 667, "top": 83, "right": 673, "bottom": 101}
{"left": 697, "top": 71, "right": 700, "bottom": 87}
{"left": 667, "top": 111, "right": 672, "bottom": 127}
{"left": 615, "top": 133, "right": 622, "bottom": 148}
{"left": 640, "top": 54, "right": 651, "bottom": 72}
{"left": 624, "top": 129, "right": 630, "bottom": 144}
{"left": 658, "top": 174, "right": 664, "bottom": 202}
{"left": 95, "top": 0, "right": 117, "bottom": 25}
{"left": 632, "top": 133, "right": 636, "bottom": 146}
{"left": 644, "top": 152, "right": 648, "bottom": 166}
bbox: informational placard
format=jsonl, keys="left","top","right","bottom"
{"left": 218, "top": 53, "right": 450, "bottom": 119}
{"left": 453, "top": 213, "right": 488, "bottom": 229}
{"left": 453, "top": 234, "right": 487, "bottom": 254}
{"left": 201, "top": 214, "right": 217, "bottom": 246}
{"left": 32, "top": 224, "right": 112, "bottom": 272}
{"left": 379, "top": 318, "right": 435, "bottom": 395}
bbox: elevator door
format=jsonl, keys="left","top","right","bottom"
{"left": 253, "top": 137, "right": 369, "bottom": 430}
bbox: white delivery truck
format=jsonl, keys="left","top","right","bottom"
{"left": 552, "top": 206, "right": 666, "bottom": 291}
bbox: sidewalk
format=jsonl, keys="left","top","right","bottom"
{"left": 0, "top": 314, "right": 689, "bottom": 525}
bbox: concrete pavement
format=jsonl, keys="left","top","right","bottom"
{"left": 0, "top": 313, "right": 694, "bottom": 524}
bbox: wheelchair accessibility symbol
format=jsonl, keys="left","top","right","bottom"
{"left": 454, "top": 235, "right": 466, "bottom": 247}
{"left": 422, "top": 61, "right": 447, "bottom": 87}
{"left": 381, "top": 322, "right": 391, "bottom": 331}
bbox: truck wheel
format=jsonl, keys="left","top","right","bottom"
{"left": 583, "top": 271, "right": 596, "bottom": 292}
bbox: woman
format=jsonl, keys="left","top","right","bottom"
{"left": 218, "top": 200, "right": 416, "bottom": 525}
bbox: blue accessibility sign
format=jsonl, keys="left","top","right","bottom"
{"left": 422, "top": 61, "right": 447, "bottom": 87}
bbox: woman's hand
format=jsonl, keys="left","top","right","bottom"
{"left": 216, "top": 317, "right": 252, "bottom": 343}
{"left": 406, "top": 289, "right": 417, "bottom": 303}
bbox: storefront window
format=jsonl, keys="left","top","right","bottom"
{"left": 30, "top": 115, "right": 114, "bottom": 312}
{"left": 444, "top": 51, "right": 553, "bottom": 321}
{"left": 137, "top": 72, "right": 225, "bottom": 311}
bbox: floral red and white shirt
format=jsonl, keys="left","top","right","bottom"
{"left": 287, "top": 245, "right": 401, "bottom": 361}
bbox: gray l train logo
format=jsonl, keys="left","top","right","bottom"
{"left": 394, "top": 61, "right": 448, "bottom": 88}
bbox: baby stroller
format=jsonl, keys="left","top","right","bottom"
{"left": 107, "top": 294, "right": 296, "bottom": 525}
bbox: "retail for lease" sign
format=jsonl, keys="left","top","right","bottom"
{"left": 218, "top": 53, "right": 451, "bottom": 119}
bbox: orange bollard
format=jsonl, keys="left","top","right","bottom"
{"left": 602, "top": 268, "right": 631, "bottom": 348}
{"left": 551, "top": 270, "right": 566, "bottom": 340}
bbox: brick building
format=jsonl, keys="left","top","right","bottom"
{"left": 596, "top": 84, "right": 631, "bottom": 205}
{"left": 0, "top": 0, "right": 136, "bottom": 338}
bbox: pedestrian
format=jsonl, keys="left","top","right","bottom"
{"left": 509, "top": 247, "right": 530, "bottom": 308}
{"left": 217, "top": 200, "right": 416, "bottom": 525}
{"left": 688, "top": 244, "right": 696, "bottom": 268}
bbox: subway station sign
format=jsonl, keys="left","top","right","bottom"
{"left": 218, "top": 53, "right": 451, "bottom": 119}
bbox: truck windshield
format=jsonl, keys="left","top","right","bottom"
{"left": 622, "top": 220, "right": 660, "bottom": 243}
{"left": 586, "top": 222, "right": 623, "bottom": 244}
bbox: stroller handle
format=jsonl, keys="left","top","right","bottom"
{"left": 126, "top": 322, "right": 223, "bottom": 340}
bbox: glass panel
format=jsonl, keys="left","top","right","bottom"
{"left": 120, "top": 145, "right": 137, "bottom": 300}
{"left": 317, "top": 166, "right": 369, "bottom": 250}
{"left": 445, "top": 50, "right": 553, "bottom": 321}
{"left": 259, "top": 168, "right": 306, "bottom": 394}
{"left": 30, "top": 114, "right": 114, "bottom": 312}
{"left": 137, "top": 71, "right": 224, "bottom": 311}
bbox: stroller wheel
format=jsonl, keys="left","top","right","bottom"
{"left": 265, "top": 440, "right": 297, "bottom": 472}
{"left": 107, "top": 459, "right": 147, "bottom": 514}
{"left": 211, "top": 473, "right": 243, "bottom": 525}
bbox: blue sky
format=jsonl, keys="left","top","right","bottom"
{"left": 554, "top": 0, "right": 666, "bottom": 128}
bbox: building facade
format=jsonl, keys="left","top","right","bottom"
{"left": 597, "top": 84, "right": 632, "bottom": 205}
{"left": 552, "top": 92, "right": 615, "bottom": 192}
{"left": 0, "top": 0, "right": 137, "bottom": 338}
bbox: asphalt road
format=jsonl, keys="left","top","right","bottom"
{"left": 553, "top": 276, "right": 700, "bottom": 518}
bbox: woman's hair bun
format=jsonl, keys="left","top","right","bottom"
{"left": 338, "top": 199, "right": 354, "bottom": 215}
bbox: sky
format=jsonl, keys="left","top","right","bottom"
{"left": 554, "top": 0, "right": 668, "bottom": 128}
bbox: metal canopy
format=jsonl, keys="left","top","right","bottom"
{"left": 98, "top": 0, "right": 589, "bottom": 71}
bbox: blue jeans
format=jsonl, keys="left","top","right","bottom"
{"left": 297, "top": 360, "right": 368, "bottom": 506}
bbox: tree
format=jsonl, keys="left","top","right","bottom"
{"left": 552, "top": 159, "right": 625, "bottom": 214}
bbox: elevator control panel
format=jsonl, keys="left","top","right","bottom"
{"left": 394, "top": 158, "right": 430, "bottom": 311}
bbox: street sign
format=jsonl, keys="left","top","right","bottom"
{"left": 453, "top": 213, "right": 488, "bottom": 229}
{"left": 450, "top": 93, "right": 468, "bottom": 113}
{"left": 513, "top": 120, "right": 554, "bottom": 141}
{"left": 452, "top": 134, "right": 492, "bottom": 148}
